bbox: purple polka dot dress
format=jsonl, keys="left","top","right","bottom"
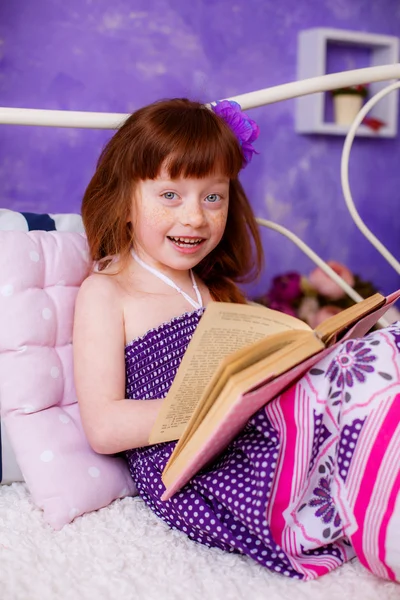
{"left": 125, "top": 311, "right": 400, "bottom": 582}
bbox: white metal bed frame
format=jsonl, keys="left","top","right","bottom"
{"left": 1, "top": 64, "right": 400, "bottom": 325}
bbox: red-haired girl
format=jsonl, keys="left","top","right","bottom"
{"left": 74, "top": 98, "right": 399, "bottom": 582}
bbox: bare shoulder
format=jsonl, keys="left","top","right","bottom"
{"left": 79, "top": 273, "right": 118, "bottom": 296}
{"left": 74, "top": 272, "right": 125, "bottom": 340}
{"left": 77, "top": 271, "right": 120, "bottom": 303}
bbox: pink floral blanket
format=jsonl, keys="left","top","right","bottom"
{"left": 266, "top": 323, "right": 400, "bottom": 581}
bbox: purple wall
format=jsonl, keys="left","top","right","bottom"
{"left": 0, "top": 0, "right": 400, "bottom": 297}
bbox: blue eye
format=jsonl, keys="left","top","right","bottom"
{"left": 206, "top": 194, "right": 221, "bottom": 203}
{"left": 162, "top": 192, "right": 177, "bottom": 200}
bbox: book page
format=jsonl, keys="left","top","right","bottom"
{"left": 161, "top": 333, "right": 324, "bottom": 495}
{"left": 148, "top": 301, "right": 311, "bottom": 444}
{"left": 171, "top": 329, "right": 306, "bottom": 456}
{"left": 314, "top": 293, "right": 385, "bottom": 344}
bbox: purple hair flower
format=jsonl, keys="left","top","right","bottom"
{"left": 211, "top": 100, "right": 260, "bottom": 166}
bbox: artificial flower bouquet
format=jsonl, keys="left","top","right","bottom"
{"left": 254, "top": 261, "right": 398, "bottom": 329}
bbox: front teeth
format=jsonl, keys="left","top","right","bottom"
{"left": 169, "top": 236, "right": 203, "bottom": 246}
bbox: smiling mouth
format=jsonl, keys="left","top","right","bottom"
{"left": 168, "top": 236, "right": 205, "bottom": 247}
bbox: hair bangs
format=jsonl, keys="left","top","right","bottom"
{"left": 131, "top": 100, "right": 244, "bottom": 181}
{"left": 165, "top": 112, "right": 244, "bottom": 180}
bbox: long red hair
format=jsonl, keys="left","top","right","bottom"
{"left": 81, "top": 98, "right": 264, "bottom": 303}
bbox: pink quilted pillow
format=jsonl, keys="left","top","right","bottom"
{"left": 0, "top": 230, "right": 136, "bottom": 529}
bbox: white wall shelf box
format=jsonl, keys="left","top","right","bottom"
{"left": 295, "top": 28, "right": 400, "bottom": 138}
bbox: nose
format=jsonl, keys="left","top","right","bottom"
{"left": 179, "top": 199, "right": 206, "bottom": 229}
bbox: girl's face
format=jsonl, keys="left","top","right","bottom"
{"left": 130, "top": 167, "right": 229, "bottom": 274}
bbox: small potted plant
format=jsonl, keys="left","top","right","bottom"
{"left": 331, "top": 84, "right": 368, "bottom": 125}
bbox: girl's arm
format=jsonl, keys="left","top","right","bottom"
{"left": 73, "top": 275, "right": 163, "bottom": 454}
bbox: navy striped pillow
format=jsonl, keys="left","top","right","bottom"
{"left": 21, "top": 212, "right": 56, "bottom": 231}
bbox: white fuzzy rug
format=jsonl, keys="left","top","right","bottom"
{"left": 0, "top": 484, "right": 398, "bottom": 600}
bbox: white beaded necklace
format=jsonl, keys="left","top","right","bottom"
{"left": 131, "top": 249, "right": 203, "bottom": 310}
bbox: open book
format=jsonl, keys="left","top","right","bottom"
{"left": 148, "top": 289, "right": 400, "bottom": 500}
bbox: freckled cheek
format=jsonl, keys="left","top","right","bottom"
{"left": 140, "top": 205, "right": 174, "bottom": 229}
{"left": 210, "top": 208, "right": 228, "bottom": 241}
